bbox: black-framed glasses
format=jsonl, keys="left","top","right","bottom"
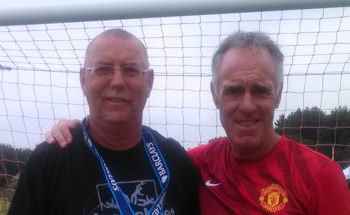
{"left": 84, "top": 65, "right": 149, "bottom": 78}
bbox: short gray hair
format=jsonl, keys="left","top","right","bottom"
{"left": 84, "top": 28, "right": 149, "bottom": 67}
{"left": 211, "top": 31, "right": 284, "bottom": 94}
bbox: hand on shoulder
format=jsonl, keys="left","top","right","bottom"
{"left": 40, "top": 119, "right": 81, "bottom": 148}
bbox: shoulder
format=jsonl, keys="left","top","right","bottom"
{"left": 307, "top": 154, "right": 350, "bottom": 213}
{"left": 28, "top": 125, "right": 85, "bottom": 166}
{"left": 188, "top": 138, "right": 228, "bottom": 157}
{"left": 280, "top": 137, "right": 343, "bottom": 187}
{"left": 143, "top": 126, "right": 185, "bottom": 153}
{"left": 279, "top": 139, "right": 350, "bottom": 214}
{"left": 282, "top": 137, "right": 333, "bottom": 167}
{"left": 143, "top": 126, "right": 197, "bottom": 168}
{"left": 142, "top": 126, "right": 199, "bottom": 188}
{"left": 187, "top": 138, "right": 229, "bottom": 167}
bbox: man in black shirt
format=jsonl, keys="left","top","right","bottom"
{"left": 9, "top": 29, "right": 199, "bottom": 215}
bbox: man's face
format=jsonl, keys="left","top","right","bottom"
{"left": 80, "top": 35, "right": 153, "bottom": 125}
{"left": 211, "top": 47, "right": 282, "bottom": 156}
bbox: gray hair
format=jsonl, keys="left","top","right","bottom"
{"left": 84, "top": 28, "right": 149, "bottom": 67}
{"left": 211, "top": 31, "right": 284, "bottom": 94}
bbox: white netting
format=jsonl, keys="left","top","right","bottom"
{"left": 0, "top": 5, "right": 350, "bottom": 201}
{"left": 0, "top": 7, "right": 349, "bottom": 151}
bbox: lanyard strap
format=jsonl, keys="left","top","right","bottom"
{"left": 82, "top": 116, "right": 170, "bottom": 215}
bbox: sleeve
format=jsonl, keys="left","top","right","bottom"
{"left": 185, "top": 146, "right": 204, "bottom": 215}
{"left": 187, "top": 145, "right": 206, "bottom": 169}
{"left": 8, "top": 145, "right": 49, "bottom": 215}
{"left": 307, "top": 162, "right": 350, "bottom": 215}
{"left": 187, "top": 153, "right": 201, "bottom": 215}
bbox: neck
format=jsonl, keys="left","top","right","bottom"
{"left": 231, "top": 132, "right": 281, "bottom": 160}
{"left": 88, "top": 117, "right": 142, "bottom": 151}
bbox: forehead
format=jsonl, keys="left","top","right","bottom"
{"left": 86, "top": 35, "right": 146, "bottom": 65}
{"left": 217, "top": 47, "right": 277, "bottom": 86}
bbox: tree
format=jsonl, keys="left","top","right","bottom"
{"left": 0, "top": 144, "right": 33, "bottom": 200}
{"left": 274, "top": 106, "right": 350, "bottom": 169}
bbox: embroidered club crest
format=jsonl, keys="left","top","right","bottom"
{"left": 259, "top": 184, "right": 288, "bottom": 213}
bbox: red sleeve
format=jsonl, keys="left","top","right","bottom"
{"left": 187, "top": 145, "right": 206, "bottom": 170}
{"left": 308, "top": 162, "right": 350, "bottom": 215}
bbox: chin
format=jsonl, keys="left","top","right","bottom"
{"left": 230, "top": 135, "right": 260, "bottom": 148}
{"left": 100, "top": 112, "right": 131, "bottom": 124}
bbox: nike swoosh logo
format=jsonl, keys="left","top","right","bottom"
{"left": 205, "top": 180, "right": 221, "bottom": 187}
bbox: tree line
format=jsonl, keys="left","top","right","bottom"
{"left": 274, "top": 106, "right": 350, "bottom": 169}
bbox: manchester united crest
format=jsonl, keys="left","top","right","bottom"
{"left": 259, "top": 184, "right": 288, "bottom": 213}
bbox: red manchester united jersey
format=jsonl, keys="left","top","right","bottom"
{"left": 188, "top": 136, "right": 350, "bottom": 215}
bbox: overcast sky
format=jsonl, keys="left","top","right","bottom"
{"left": 0, "top": 5, "right": 349, "bottom": 149}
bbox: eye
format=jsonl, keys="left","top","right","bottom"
{"left": 256, "top": 88, "right": 267, "bottom": 94}
{"left": 93, "top": 66, "right": 112, "bottom": 75}
{"left": 254, "top": 86, "right": 271, "bottom": 95}
{"left": 122, "top": 66, "right": 141, "bottom": 76}
{"left": 223, "top": 86, "right": 241, "bottom": 95}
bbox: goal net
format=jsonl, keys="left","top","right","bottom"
{"left": 0, "top": 1, "right": 350, "bottom": 199}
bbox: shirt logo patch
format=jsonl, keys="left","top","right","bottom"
{"left": 259, "top": 184, "right": 288, "bottom": 213}
{"left": 205, "top": 180, "right": 221, "bottom": 187}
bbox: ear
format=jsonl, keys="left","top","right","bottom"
{"left": 80, "top": 68, "right": 87, "bottom": 96}
{"left": 146, "top": 69, "right": 154, "bottom": 97}
{"left": 210, "top": 82, "right": 219, "bottom": 109}
{"left": 275, "top": 83, "right": 283, "bottom": 109}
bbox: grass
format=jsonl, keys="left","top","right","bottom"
{"left": 0, "top": 201, "right": 9, "bottom": 215}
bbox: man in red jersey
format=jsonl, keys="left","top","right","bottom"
{"left": 187, "top": 32, "right": 350, "bottom": 215}
{"left": 45, "top": 31, "right": 350, "bottom": 215}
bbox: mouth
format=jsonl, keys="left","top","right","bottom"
{"left": 236, "top": 120, "right": 258, "bottom": 126}
{"left": 108, "top": 98, "right": 126, "bottom": 103}
{"left": 105, "top": 97, "right": 130, "bottom": 104}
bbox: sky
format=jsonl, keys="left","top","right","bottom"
{"left": 0, "top": 5, "right": 349, "bottom": 149}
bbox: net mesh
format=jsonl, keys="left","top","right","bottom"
{"left": 0, "top": 6, "right": 350, "bottom": 199}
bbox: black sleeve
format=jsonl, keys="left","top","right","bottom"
{"left": 8, "top": 143, "right": 50, "bottom": 215}
{"left": 186, "top": 152, "right": 201, "bottom": 215}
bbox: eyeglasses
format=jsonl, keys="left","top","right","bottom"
{"left": 84, "top": 65, "right": 149, "bottom": 78}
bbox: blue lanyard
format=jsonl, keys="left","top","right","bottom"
{"left": 82, "top": 116, "right": 170, "bottom": 215}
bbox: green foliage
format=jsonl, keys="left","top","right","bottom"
{"left": 274, "top": 106, "right": 350, "bottom": 169}
{"left": 0, "top": 144, "right": 33, "bottom": 200}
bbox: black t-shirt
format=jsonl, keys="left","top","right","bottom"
{"left": 9, "top": 126, "right": 200, "bottom": 215}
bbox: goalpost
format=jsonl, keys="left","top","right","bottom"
{"left": 2, "top": 0, "right": 349, "bottom": 26}
{"left": 0, "top": 0, "right": 350, "bottom": 199}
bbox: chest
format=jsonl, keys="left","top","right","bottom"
{"left": 45, "top": 146, "right": 172, "bottom": 215}
{"left": 197, "top": 155, "right": 310, "bottom": 215}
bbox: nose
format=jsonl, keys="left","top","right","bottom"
{"left": 239, "top": 92, "right": 256, "bottom": 115}
{"left": 110, "top": 69, "right": 126, "bottom": 90}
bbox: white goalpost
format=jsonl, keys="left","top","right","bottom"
{"left": 2, "top": 0, "right": 349, "bottom": 26}
{"left": 0, "top": 0, "right": 350, "bottom": 198}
